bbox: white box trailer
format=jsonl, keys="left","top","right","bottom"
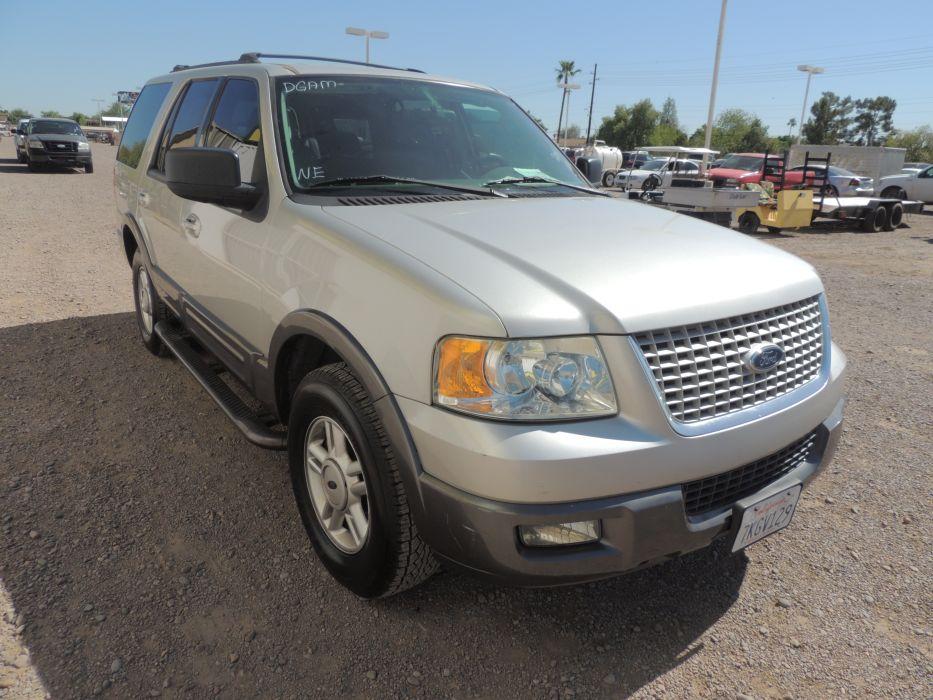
{"left": 788, "top": 145, "right": 906, "bottom": 183}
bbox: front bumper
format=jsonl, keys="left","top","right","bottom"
{"left": 412, "top": 397, "right": 844, "bottom": 586}
{"left": 28, "top": 149, "right": 91, "bottom": 165}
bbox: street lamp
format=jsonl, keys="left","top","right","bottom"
{"left": 345, "top": 27, "right": 389, "bottom": 64}
{"left": 556, "top": 83, "right": 580, "bottom": 147}
{"left": 796, "top": 64, "right": 824, "bottom": 143}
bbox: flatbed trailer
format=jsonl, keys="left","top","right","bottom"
{"left": 814, "top": 195, "right": 924, "bottom": 229}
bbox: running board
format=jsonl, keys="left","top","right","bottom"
{"left": 155, "top": 322, "right": 287, "bottom": 450}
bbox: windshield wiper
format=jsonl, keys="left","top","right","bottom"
{"left": 483, "top": 176, "right": 609, "bottom": 197}
{"left": 304, "top": 175, "right": 506, "bottom": 198}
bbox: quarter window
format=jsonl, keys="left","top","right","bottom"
{"left": 116, "top": 83, "right": 171, "bottom": 168}
{"left": 203, "top": 79, "right": 262, "bottom": 184}
{"left": 155, "top": 78, "right": 220, "bottom": 172}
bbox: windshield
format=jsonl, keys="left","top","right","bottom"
{"left": 716, "top": 155, "right": 763, "bottom": 171}
{"left": 642, "top": 159, "right": 669, "bottom": 171}
{"left": 276, "top": 76, "right": 587, "bottom": 193}
{"left": 30, "top": 120, "right": 83, "bottom": 136}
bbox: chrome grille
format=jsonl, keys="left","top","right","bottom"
{"left": 682, "top": 430, "right": 817, "bottom": 516}
{"left": 635, "top": 296, "right": 824, "bottom": 424}
{"left": 44, "top": 140, "right": 78, "bottom": 152}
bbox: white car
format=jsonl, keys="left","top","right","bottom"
{"left": 876, "top": 164, "right": 933, "bottom": 202}
{"left": 613, "top": 158, "right": 702, "bottom": 190}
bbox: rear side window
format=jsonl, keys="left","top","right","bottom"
{"left": 203, "top": 79, "right": 262, "bottom": 184}
{"left": 116, "top": 82, "right": 171, "bottom": 168}
{"left": 155, "top": 78, "right": 220, "bottom": 172}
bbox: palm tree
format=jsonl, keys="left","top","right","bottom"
{"left": 555, "top": 60, "right": 581, "bottom": 144}
{"left": 787, "top": 117, "right": 797, "bottom": 138}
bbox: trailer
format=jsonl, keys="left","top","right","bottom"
{"left": 624, "top": 146, "right": 759, "bottom": 225}
{"left": 735, "top": 152, "right": 923, "bottom": 233}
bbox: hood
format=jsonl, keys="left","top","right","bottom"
{"left": 708, "top": 166, "right": 758, "bottom": 180}
{"left": 879, "top": 172, "right": 912, "bottom": 184}
{"left": 323, "top": 196, "right": 823, "bottom": 336}
{"left": 31, "top": 133, "right": 84, "bottom": 143}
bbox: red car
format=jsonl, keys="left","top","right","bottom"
{"left": 707, "top": 153, "right": 810, "bottom": 188}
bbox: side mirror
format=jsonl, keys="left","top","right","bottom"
{"left": 575, "top": 156, "right": 602, "bottom": 185}
{"left": 165, "top": 147, "right": 260, "bottom": 209}
{"left": 15, "top": 129, "right": 22, "bottom": 135}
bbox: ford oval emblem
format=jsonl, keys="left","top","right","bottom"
{"left": 744, "top": 343, "right": 785, "bottom": 372}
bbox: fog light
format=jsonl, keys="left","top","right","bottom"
{"left": 518, "top": 520, "right": 600, "bottom": 547}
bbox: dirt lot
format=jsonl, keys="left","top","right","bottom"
{"left": 0, "top": 140, "right": 930, "bottom": 699}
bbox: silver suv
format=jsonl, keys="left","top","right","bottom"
{"left": 114, "top": 53, "right": 846, "bottom": 597}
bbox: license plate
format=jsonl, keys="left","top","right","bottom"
{"left": 731, "top": 485, "right": 801, "bottom": 552}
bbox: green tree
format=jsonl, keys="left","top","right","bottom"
{"left": 559, "top": 123, "right": 581, "bottom": 140}
{"left": 659, "top": 97, "right": 679, "bottom": 129}
{"left": 885, "top": 125, "right": 933, "bottom": 162}
{"left": 596, "top": 99, "right": 658, "bottom": 150}
{"left": 103, "top": 101, "right": 125, "bottom": 117}
{"left": 689, "top": 109, "right": 769, "bottom": 153}
{"left": 6, "top": 108, "right": 31, "bottom": 121}
{"left": 851, "top": 96, "right": 897, "bottom": 146}
{"left": 40, "top": 110, "right": 62, "bottom": 118}
{"left": 649, "top": 122, "right": 687, "bottom": 146}
{"left": 554, "top": 60, "right": 581, "bottom": 141}
{"left": 801, "top": 92, "right": 853, "bottom": 144}
{"left": 70, "top": 112, "right": 89, "bottom": 125}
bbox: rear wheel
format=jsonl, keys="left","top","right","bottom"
{"left": 884, "top": 203, "right": 903, "bottom": 230}
{"left": 822, "top": 184, "right": 839, "bottom": 197}
{"left": 880, "top": 186, "right": 906, "bottom": 200}
{"left": 601, "top": 170, "right": 615, "bottom": 188}
{"left": 737, "top": 211, "right": 760, "bottom": 234}
{"left": 861, "top": 206, "right": 888, "bottom": 233}
{"left": 288, "top": 363, "right": 437, "bottom": 598}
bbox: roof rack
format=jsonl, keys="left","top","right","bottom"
{"left": 171, "top": 53, "right": 424, "bottom": 74}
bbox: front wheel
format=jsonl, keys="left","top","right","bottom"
{"left": 737, "top": 211, "right": 761, "bottom": 234}
{"left": 84, "top": 162, "right": 94, "bottom": 174}
{"left": 288, "top": 363, "right": 437, "bottom": 598}
{"left": 880, "top": 186, "right": 906, "bottom": 200}
{"left": 131, "top": 251, "right": 170, "bottom": 356}
{"left": 822, "top": 184, "right": 838, "bottom": 197}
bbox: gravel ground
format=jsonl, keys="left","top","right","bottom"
{"left": 0, "top": 140, "right": 930, "bottom": 699}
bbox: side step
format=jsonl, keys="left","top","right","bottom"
{"left": 155, "top": 322, "right": 287, "bottom": 450}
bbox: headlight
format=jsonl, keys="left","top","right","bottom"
{"left": 433, "top": 336, "right": 617, "bottom": 420}
{"left": 27, "top": 138, "right": 44, "bottom": 149}
{"left": 77, "top": 141, "right": 90, "bottom": 151}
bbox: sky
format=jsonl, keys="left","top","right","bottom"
{"left": 2, "top": 0, "right": 932, "bottom": 138}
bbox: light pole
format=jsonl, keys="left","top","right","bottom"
{"left": 703, "top": 0, "right": 728, "bottom": 156}
{"left": 345, "top": 27, "right": 389, "bottom": 63}
{"left": 796, "top": 64, "right": 824, "bottom": 143}
{"left": 556, "top": 83, "right": 580, "bottom": 146}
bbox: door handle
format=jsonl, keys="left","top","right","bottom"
{"left": 137, "top": 191, "right": 151, "bottom": 207}
{"left": 182, "top": 213, "right": 201, "bottom": 238}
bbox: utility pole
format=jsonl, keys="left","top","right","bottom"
{"left": 585, "top": 63, "right": 598, "bottom": 145}
{"left": 92, "top": 98, "right": 106, "bottom": 127}
{"left": 703, "top": 0, "right": 728, "bottom": 154}
{"left": 556, "top": 79, "right": 567, "bottom": 144}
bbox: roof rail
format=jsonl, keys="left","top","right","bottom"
{"left": 238, "top": 52, "right": 424, "bottom": 73}
{"left": 171, "top": 58, "right": 252, "bottom": 73}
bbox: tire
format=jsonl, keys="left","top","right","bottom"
{"left": 26, "top": 160, "right": 39, "bottom": 172}
{"left": 288, "top": 363, "right": 437, "bottom": 598}
{"left": 737, "top": 211, "right": 760, "bottom": 234}
{"left": 601, "top": 170, "right": 615, "bottom": 188}
{"left": 766, "top": 226, "right": 782, "bottom": 234}
{"left": 642, "top": 175, "right": 660, "bottom": 192}
{"left": 880, "top": 186, "right": 906, "bottom": 200}
{"left": 84, "top": 162, "right": 94, "bottom": 174}
{"left": 822, "top": 184, "right": 838, "bottom": 197}
{"left": 16, "top": 151, "right": 26, "bottom": 164}
{"left": 861, "top": 206, "right": 888, "bottom": 233}
{"left": 131, "top": 251, "right": 170, "bottom": 356}
{"left": 885, "top": 202, "right": 903, "bottom": 230}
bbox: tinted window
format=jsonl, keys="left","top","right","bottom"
{"left": 203, "top": 79, "right": 262, "bottom": 184}
{"left": 30, "top": 120, "right": 82, "bottom": 136}
{"left": 156, "top": 79, "right": 219, "bottom": 171}
{"left": 117, "top": 82, "right": 171, "bottom": 168}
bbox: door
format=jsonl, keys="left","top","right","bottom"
{"left": 113, "top": 82, "right": 173, "bottom": 254}
{"left": 913, "top": 166, "right": 933, "bottom": 202}
{"left": 182, "top": 77, "right": 270, "bottom": 381}
{"left": 138, "top": 78, "right": 220, "bottom": 295}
